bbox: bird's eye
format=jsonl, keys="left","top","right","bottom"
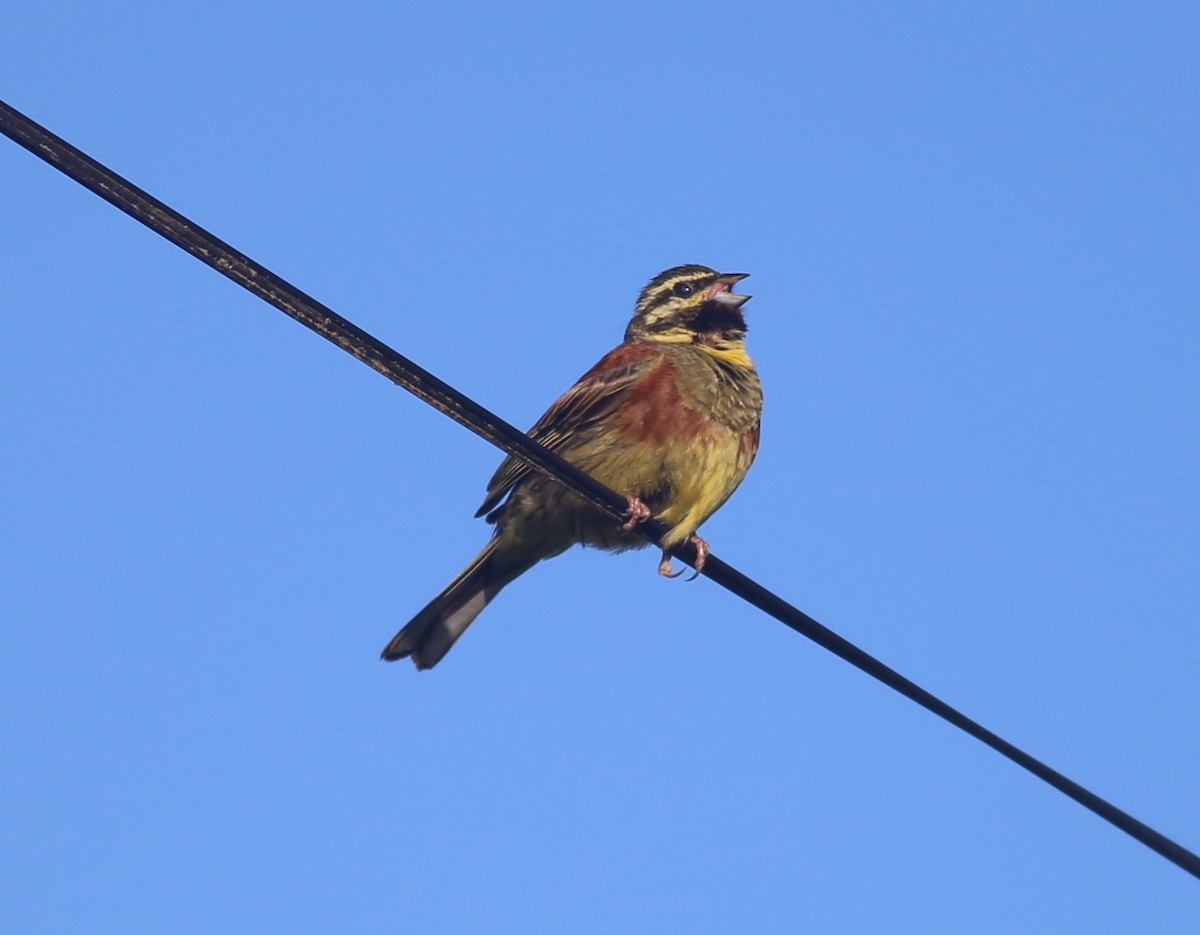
{"left": 672, "top": 281, "right": 695, "bottom": 297}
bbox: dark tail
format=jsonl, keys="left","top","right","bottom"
{"left": 380, "top": 539, "right": 535, "bottom": 670}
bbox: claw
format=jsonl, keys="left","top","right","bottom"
{"left": 620, "top": 496, "right": 652, "bottom": 533}
{"left": 657, "top": 535, "right": 710, "bottom": 580}
{"left": 684, "top": 535, "right": 709, "bottom": 581}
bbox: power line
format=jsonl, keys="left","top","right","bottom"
{"left": 2, "top": 97, "right": 1197, "bottom": 881}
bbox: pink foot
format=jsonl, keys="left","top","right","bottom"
{"left": 657, "top": 534, "right": 709, "bottom": 580}
{"left": 620, "top": 496, "right": 652, "bottom": 533}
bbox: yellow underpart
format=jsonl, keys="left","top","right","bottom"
{"left": 695, "top": 342, "right": 753, "bottom": 370}
{"left": 649, "top": 330, "right": 754, "bottom": 370}
{"left": 653, "top": 430, "right": 747, "bottom": 546}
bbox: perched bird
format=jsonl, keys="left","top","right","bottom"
{"left": 381, "top": 264, "right": 763, "bottom": 669}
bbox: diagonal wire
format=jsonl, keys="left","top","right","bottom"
{"left": 2, "top": 97, "right": 1197, "bottom": 880}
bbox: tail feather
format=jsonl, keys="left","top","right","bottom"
{"left": 381, "top": 539, "right": 534, "bottom": 670}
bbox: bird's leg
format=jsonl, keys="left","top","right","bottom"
{"left": 658, "top": 551, "right": 683, "bottom": 578}
{"left": 684, "top": 534, "right": 709, "bottom": 581}
{"left": 620, "top": 496, "right": 652, "bottom": 533}
{"left": 657, "top": 534, "right": 709, "bottom": 580}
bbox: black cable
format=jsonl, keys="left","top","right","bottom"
{"left": 3, "top": 97, "right": 1197, "bottom": 880}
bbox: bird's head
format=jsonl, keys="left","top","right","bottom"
{"left": 625, "top": 264, "right": 751, "bottom": 345}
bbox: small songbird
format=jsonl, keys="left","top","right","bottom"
{"left": 381, "top": 264, "right": 763, "bottom": 669}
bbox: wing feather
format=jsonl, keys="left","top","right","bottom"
{"left": 474, "top": 344, "right": 663, "bottom": 519}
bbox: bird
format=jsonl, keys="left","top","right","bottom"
{"left": 381, "top": 264, "right": 762, "bottom": 669}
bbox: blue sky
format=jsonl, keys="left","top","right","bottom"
{"left": 3, "top": 2, "right": 1198, "bottom": 931}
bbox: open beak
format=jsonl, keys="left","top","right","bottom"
{"left": 707, "top": 272, "right": 751, "bottom": 308}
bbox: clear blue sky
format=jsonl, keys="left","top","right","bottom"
{"left": 3, "top": 3, "right": 1198, "bottom": 932}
